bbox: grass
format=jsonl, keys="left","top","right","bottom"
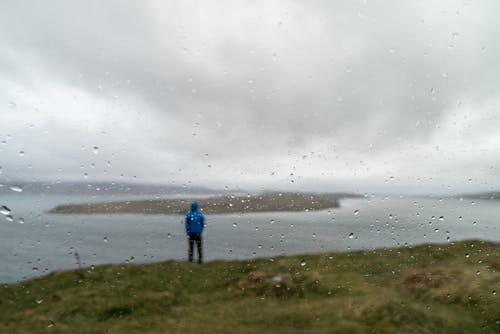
{"left": 0, "top": 240, "right": 499, "bottom": 333}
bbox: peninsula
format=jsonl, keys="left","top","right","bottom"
{"left": 48, "top": 192, "right": 362, "bottom": 215}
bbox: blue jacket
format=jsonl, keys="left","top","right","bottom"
{"left": 185, "top": 202, "right": 205, "bottom": 235}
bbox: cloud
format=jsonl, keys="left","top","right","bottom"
{"left": 1, "top": 0, "right": 499, "bottom": 193}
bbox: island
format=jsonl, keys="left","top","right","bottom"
{"left": 48, "top": 192, "right": 363, "bottom": 215}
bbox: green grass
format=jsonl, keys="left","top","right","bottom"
{"left": 1, "top": 240, "right": 499, "bottom": 333}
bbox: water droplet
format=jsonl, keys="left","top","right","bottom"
{"left": 312, "top": 233, "right": 316, "bottom": 238}
{"left": 476, "top": 271, "right": 480, "bottom": 276}
{"left": 473, "top": 221, "right": 477, "bottom": 226}
{"left": 19, "top": 151, "right": 25, "bottom": 157}
{"left": 10, "top": 185, "right": 23, "bottom": 192}
{"left": 465, "top": 253, "right": 470, "bottom": 258}
{"left": 93, "top": 146, "right": 99, "bottom": 154}
{"left": 434, "top": 228, "right": 439, "bottom": 233}
{"left": 5, "top": 215, "right": 13, "bottom": 222}
{"left": 0, "top": 205, "right": 12, "bottom": 215}
{"left": 439, "top": 216, "right": 444, "bottom": 221}
{"left": 167, "top": 233, "right": 171, "bottom": 238}
{"left": 353, "top": 210, "right": 359, "bottom": 216}
{"left": 232, "top": 222, "right": 237, "bottom": 228}
{"left": 103, "top": 236, "right": 108, "bottom": 243}
{"left": 257, "top": 244, "right": 262, "bottom": 249}
{"left": 493, "top": 290, "right": 497, "bottom": 295}
{"left": 35, "top": 299, "right": 43, "bottom": 304}
{"left": 270, "top": 219, "right": 275, "bottom": 224}
{"left": 348, "top": 233, "right": 354, "bottom": 239}
{"left": 300, "top": 260, "right": 306, "bottom": 267}
{"left": 430, "top": 87, "right": 436, "bottom": 94}
{"left": 18, "top": 217, "right": 25, "bottom": 224}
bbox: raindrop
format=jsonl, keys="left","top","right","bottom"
{"left": 348, "top": 233, "right": 354, "bottom": 239}
{"left": 93, "top": 146, "right": 99, "bottom": 154}
{"left": 439, "top": 216, "right": 444, "bottom": 221}
{"left": 19, "top": 151, "right": 25, "bottom": 157}
{"left": 10, "top": 185, "right": 23, "bottom": 192}
{"left": 493, "top": 290, "right": 497, "bottom": 296}
{"left": 300, "top": 260, "right": 306, "bottom": 267}
{"left": 35, "top": 299, "right": 43, "bottom": 304}
{"left": 270, "top": 219, "right": 275, "bottom": 225}
{"left": 465, "top": 253, "right": 470, "bottom": 258}
{"left": 103, "top": 236, "right": 108, "bottom": 243}
{"left": 476, "top": 271, "right": 480, "bottom": 276}
{"left": 434, "top": 228, "right": 439, "bottom": 233}
{"left": 0, "top": 205, "right": 11, "bottom": 215}
{"left": 232, "top": 222, "right": 237, "bottom": 228}
{"left": 353, "top": 210, "right": 360, "bottom": 216}
{"left": 167, "top": 233, "right": 171, "bottom": 239}
{"left": 257, "top": 244, "right": 262, "bottom": 249}
{"left": 312, "top": 233, "right": 316, "bottom": 238}
{"left": 19, "top": 217, "right": 25, "bottom": 224}
{"left": 473, "top": 221, "right": 477, "bottom": 226}
{"left": 5, "top": 215, "right": 14, "bottom": 222}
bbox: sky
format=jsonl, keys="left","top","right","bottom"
{"left": 1, "top": 0, "right": 499, "bottom": 195}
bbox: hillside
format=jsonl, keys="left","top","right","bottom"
{"left": 1, "top": 240, "right": 499, "bottom": 333}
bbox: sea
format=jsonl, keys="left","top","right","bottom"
{"left": 0, "top": 191, "right": 499, "bottom": 283}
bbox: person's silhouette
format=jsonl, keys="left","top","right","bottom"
{"left": 185, "top": 201, "right": 205, "bottom": 263}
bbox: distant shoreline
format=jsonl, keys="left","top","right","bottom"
{"left": 48, "top": 192, "right": 363, "bottom": 215}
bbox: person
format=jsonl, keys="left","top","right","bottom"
{"left": 185, "top": 201, "right": 205, "bottom": 263}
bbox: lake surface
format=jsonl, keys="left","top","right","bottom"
{"left": 0, "top": 192, "right": 499, "bottom": 283}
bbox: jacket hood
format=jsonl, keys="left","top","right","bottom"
{"left": 191, "top": 201, "right": 198, "bottom": 211}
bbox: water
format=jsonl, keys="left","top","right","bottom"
{"left": 0, "top": 193, "right": 499, "bottom": 283}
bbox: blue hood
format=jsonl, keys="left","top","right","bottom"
{"left": 191, "top": 201, "right": 198, "bottom": 211}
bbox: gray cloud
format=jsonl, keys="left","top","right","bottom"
{"left": 1, "top": 0, "right": 499, "bottom": 193}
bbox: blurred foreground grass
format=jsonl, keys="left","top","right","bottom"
{"left": 1, "top": 240, "right": 499, "bottom": 333}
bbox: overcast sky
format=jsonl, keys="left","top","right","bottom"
{"left": 1, "top": 0, "right": 499, "bottom": 194}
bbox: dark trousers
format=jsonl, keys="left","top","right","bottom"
{"left": 188, "top": 233, "right": 202, "bottom": 263}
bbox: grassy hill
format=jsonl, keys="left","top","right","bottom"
{"left": 1, "top": 240, "right": 499, "bottom": 333}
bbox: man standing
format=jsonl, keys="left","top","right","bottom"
{"left": 185, "top": 201, "right": 205, "bottom": 263}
